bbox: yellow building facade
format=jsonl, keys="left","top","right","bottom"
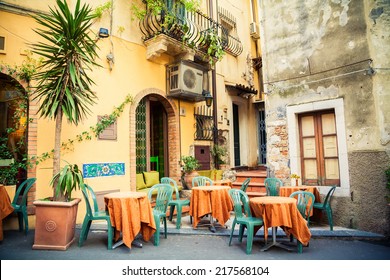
{"left": 0, "top": 0, "right": 264, "bottom": 225}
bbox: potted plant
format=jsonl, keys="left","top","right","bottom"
{"left": 33, "top": 163, "right": 84, "bottom": 250}
{"left": 199, "top": 28, "right": 225, "bottom": 65}
{"left": 210, "top": 144, "right": 227, "bottom": 169}
{"left": 291, "top": 173, "right": 301, "bottom": 186}
{"left": 30, "top": 0, "right": 99, "bottom": 250}
{"left": 181, "top": 155, "right": 200, "bottom": 190}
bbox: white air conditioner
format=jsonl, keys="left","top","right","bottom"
{"left": 168, "top": 61, "right": 204, "bottom": 100}
{"left": 249, "top": 22, "right": 260, "bottom": 39}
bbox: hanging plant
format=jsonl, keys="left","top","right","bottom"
{"left": 199, "top": 28, "right": 225, "bottom": 65}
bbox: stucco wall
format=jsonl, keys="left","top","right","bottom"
{"left": 259, "top": 0, "right": 390, "bottom": 234}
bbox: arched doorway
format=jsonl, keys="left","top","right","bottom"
{"left": 0, "top": 73, "right": 27, "bottom": 185}
{"left": 135, "top": 96, "right": 168, "bottom": 177}
{"left": 0, "top": 70, "right": 37, "bottom": 213}
{"left": 130, "top": 89, "right": 181, "bottom": 190}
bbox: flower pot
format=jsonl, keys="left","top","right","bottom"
{"left": 32, "top": 198, "right": 81, "bottom": 250}
{"left": 183, "top": 171, "right": 199, "bottom": 190}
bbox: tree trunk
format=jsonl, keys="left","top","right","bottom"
{"left": 53, "top": 107, "right": 64, "bottom": 201}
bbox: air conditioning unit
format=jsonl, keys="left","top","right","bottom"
{"left": 168, "top": 61, "right": 205, "bottom": 101}
{"left": 249, "top": 22, "right": 260, "bottom": 39}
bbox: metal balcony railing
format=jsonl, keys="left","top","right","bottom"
{"left": 139, "top": 5, "right": 243, "bottom": 57}
{"left": 194, "top": 105, "right": 213, "bottom": 141}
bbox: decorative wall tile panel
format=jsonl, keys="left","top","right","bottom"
{"left": 83, "top": 162, "right": 125, "bottom": 178}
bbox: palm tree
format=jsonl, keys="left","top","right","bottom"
{"left": 31, "top": 0, "right": 100, "bottom": 201}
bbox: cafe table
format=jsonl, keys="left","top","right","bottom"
{"left": 279, "top": 186, "right": 321, "bottom": 202}
{"left": 189, "top": 185, "right": 233, "bottom": 232}
{"left": 249, "top": 196, "right": 311, "bottom": 251}
{"left": 104, "top": 191, "right": 156, "bottom": 249}
{"left": 0, "top": 184, "right": 14, "bottom": 241}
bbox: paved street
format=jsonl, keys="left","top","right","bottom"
{"left": 1, "top": 218, "right": 389, "bottom": 280}
{"left": 1, "top": 218, "right": 389, "bottom": 260}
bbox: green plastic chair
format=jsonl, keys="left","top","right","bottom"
{"left": 161, "top": 177, "right": 190, "bottom": 229}
{"left": 10, "top": 177, "right": 36, "bottom": 234}
{"left": 289, "top": 190, "right": 315, "bottom": 253}
{"left": 150, "top": 156, "right": 159, "bottom": 172}
{"left": 192, "top": 176, "right": 213, "bottom": 187}
{"left": 78, "top": 184, "right": 113, "bottom": 250}
{"left": 240, "top": 178, "right": 251, "bottom": 192}
{"left": 313, "top": 185, "right": 337, "bottom": 231}
{"left": 228, "top": 189, "right": 264, "bottom": 254}
{"left": 264, "top": 177, "right": 283, "bottom": 196}
{"left": 148, "top": 183, "right": 173, "bottom": 246}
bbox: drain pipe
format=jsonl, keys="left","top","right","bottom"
{"left": 210, "top": 0, "right": 219, "bottom": 168}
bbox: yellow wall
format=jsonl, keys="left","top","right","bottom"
{"left": 1, "top": 0, "right": 260, "bottom": 225}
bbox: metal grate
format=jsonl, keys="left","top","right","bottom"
{"left": 194, "top": 105, "right": 213, "bottom": 141}
{"left": 136, "top": 99, "right": 147, "bottom": 173}
{"left": 258, "top": 108, "right": 267, "bottom": 165}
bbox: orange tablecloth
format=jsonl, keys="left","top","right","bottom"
{"left": 189, "top": 185, "right": 233, "bottom": 228}
{"left": 104, "top": 191, "right": 156, "bottom": 248}
{"left": 0, "top": 185, "right": 14, "bottom": 241}
{"left": 250, "top": 196, "right": 311, "bottom": 246}
{"left": 280, "top": 186, "right": 321, "bottom": 202}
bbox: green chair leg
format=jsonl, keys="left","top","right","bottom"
{"left": 163, "top": 217, "right": 167, "bottom": 239}
{"left": 17, "top": 212, "right": 23, "bottom": 232}
{"left": 297, "top": 241, "right": 303, "bottom": 254}
{"left": 246, "top": 226, "right": 254, "bottom": 254}
{"left": 175, "top": 205, "right": 183, "bottom": 229}
{"left": 106, "top": 224, "right": 113, "bottom": 250}
{"left": 238, "top": 224, "right": 245, "bottom": 243}
{"left": 153, "top": 216, "right": 160, "bottom": 246}
{"left": 326, "top": 207, "right": 333, "bottom": 231}
{"left": 229, "top": 220, "right": 237, "bottom": 246}
{"left": 22, "top": 210, "right": 29, "bottom": 234}
{"left": 169, "top": 205, "right": 175, "bottom": 221}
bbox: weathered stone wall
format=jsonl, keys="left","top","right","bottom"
{"left": 333, "top": 151, "right": 390, "bottom": 235}
{"left": 260, "top": 0, "right": 390, "bottom": 235}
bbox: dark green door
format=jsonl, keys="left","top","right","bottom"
{"left": 233, "top": 103, "right": 240, "bottom": 167}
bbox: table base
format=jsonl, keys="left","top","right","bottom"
{"left": 260, "top": 227, "right": 294, "bottom": 252}
{"left": 193, "top": 216, "right": 227, "bottom": 233}
{"left": 112, "top": 234, "right": 144, "bottom": 250}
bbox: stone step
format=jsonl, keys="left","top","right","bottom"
{"left": 235, "top": 170, "right": 267, "bottom": 184}
{"left": 231, "top": 182, "right": 266, "bottom": 193}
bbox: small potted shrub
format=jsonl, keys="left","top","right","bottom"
{"left": 33, "top": 163, "right": 84, "bottom": 250}
{"left": 181, "top": 155, "right": 200, "bottom": 190}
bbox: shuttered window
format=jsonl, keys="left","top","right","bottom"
{"left": 299, "top": 110, "right": 340, "bottom": 186}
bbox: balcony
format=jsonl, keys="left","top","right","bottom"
{"left": 139, "top": 5, "right": 243, "bottom": 62}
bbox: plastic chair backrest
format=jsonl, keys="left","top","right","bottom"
{"left": 264, "top": 177, "right": 283, "bottom": 196}
{"left": 322, "top": 185, "right": 337, "bottom": 207}
{"left": 148, "top": 183, "right": 173, "bottom": 213}
{"left": 12, "top": 178, "right": 36, "bottom": 205}
{"left": 289, "top": 191, "right": 315, "bottom": 221}
{"left": 160, "top": 177, "right": 179, "bottom": 199}
{"left": 192, "top": 176, "right": 213, "bottom": 187}
{"left": 150, "top": 156, "right": 159, "bottom": 172}
{"left": 81, "top": 184, "right": 99, "bottom": 216}
{"left": 229, "top": 189, "right": 252, "bottom": 219}
{"left": 240, "top": 178, "right": 251, "bottom": 192}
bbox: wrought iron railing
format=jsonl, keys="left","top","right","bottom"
{"left": 194, "top": 105, "right": 213, "bottom": 141}
{"left": 139, "top": 5, "right": 243, "bottom": 57}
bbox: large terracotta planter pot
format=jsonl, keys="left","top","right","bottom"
{"left": 32, "top": 198, "right": 81, "bottom": 250}
{"left": 183, "top": 171, "right": 199, "bottom": 190}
